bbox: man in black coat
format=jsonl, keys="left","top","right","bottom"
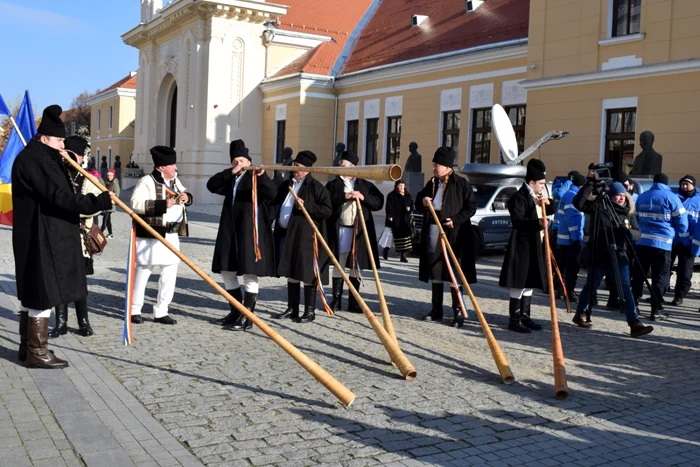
{"left": 326, "top": 151, "right": 384, "bottom": 313}
{"left": 499, "top": 158, "right": 554, "bottom": 333}
{"left": 415, "top": 147, "right": 477, "bottom": 328}
{"left": 207, "top": 139, "right": 276, "bottom": 331}
{"left": 270, "top": 151, "right": 332, "bottom": 323}
{"left": 12, "top": 105, "right": 112, "bottom": 369}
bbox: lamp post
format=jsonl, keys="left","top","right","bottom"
{"left": 262, "top": 23, "right": 276, "bottom": 78}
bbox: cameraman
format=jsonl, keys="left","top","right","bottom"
{"left": 572, "top": 180, "right": 653, "bottom": 337}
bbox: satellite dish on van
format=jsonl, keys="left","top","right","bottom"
{"left": 491, "top": 103, "right": 570, "bottom": 165}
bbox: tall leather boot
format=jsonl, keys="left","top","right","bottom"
{"left": 347, "top": 278, "right": 362, "bottom": 313}
{"left": 274, "top": 282, "right": 300, "bottom": 320}
{"left": 26, "top": 317, "right": 68, "bottom": 369}
{"left": 18, "top": 311, "right": 28, "bottom": 362}
{"left": 230, "top": 292, "right": 257, "bottom": 331}
{"left": 400, "top": 251, "right": 408, "bottom": 263}
{"left": 75, "top": 299, "right": 94, "bottom": 337}
{"left": 383, "top": 247, "right": 389, "bottom": 260}
{"left": 296, "top": 285, "right": 317, "bottom": 323}
{"left": 422, "top": 282, "right": 444, "bottom": 321}
{"left": 48, "top": 304, "right": 68, "bottom": 338}
{"left": 520, "top": 295, "right": 543, "bottom": 330}
{"left": 508, "top": 297, "right": 530, "bottom": 333}
{"left": 214, "top": 288, "right": 242, "bottom": 325}
{"left": 450, "top": 287, "right": 465, "bottom": 328}
{"left": 329, "top": 278, "right": 343, "bottom": 312}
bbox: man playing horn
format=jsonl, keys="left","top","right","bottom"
{"left": 130, "top": 146, "right": 193, "bottom": 325}
{"left": 271, "top": 150, "right": 332, "bottom": 323}
{"left": 207, "top": 139, "right": 276, "bottom": 331}
{"left": 326, "top": 151, "right": 384, "bottom": 312}
{"left": 499, "top": 158, "right": 553, "bottom": 333}
{"left": 416, "top": 147, "right": 477, "bottom": 328}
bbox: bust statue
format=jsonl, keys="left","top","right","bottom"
{"left": 629, "top": 131, "right": 663, "bottom": 176}
{"left": 404, "top": 142, "right": 422, "bottom": 173}
{"left": 332, "top": 142, "right": 346, "bottom": 167}
{"left": 274, "top": 147, "right": 294, "bottom": 185}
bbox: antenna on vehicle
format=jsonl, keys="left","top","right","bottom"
{"left": 492, "top": 104, "right": 570, "bottom": 165}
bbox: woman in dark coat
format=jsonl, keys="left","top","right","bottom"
{"left": 270, "top": 151, "right": 332, "bottom": 323}
{"left": 325, "top": 151, "right": 384, "bottom": 313}
{"left": 415, "top": 147, "right": 477, "bottom": 327}
{"left": 12, "top": 105, "right": 112, "bottom": 369}
{"left": 382, "top": 179, "right": 413, "bottom": 263}
{"left": 499, "top": 158, "right": 555, "bottom": 333}
{"left": 207, "top": 139, "right": 276, "bottom": 331}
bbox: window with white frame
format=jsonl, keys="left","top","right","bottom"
{"left": 612, "top": 0, "right": 641, "bottom": 37}
{"left": 108, "top": 106, "right": 113, "bottom": 129}
{"left": 346, "top": 120, "right": 359, "bottom": 156}
{"left": 605, "top": 107, "right": 636, "bottom": 174}
{"left": 96, "top": 109, "right": 101, "bottom": 131}
{"left": 275, "top": 120, "right": 286, "bottom": 164}
{"left": 365, "top": 118, "right": 379, "bottom": 166}
{"left": 385, "top": 116, "right": 401, "bottom": 165}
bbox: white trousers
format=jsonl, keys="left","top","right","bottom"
{"left": 131, "top": 264, "right": 179, "bottom": 318}
{"left": 332, "top": 252, "right": 363, "bottom": 279}
{"left": 510, "top": 288, "right": 534, "bottom": 299}
{"left": 23, "top": 308, "right": 52, "bottom": 318}
{"left": 221, "top": 271, "right": 259, "bottom": 293}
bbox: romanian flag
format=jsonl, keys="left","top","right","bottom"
{"left": 123, "top": 223, "right": 137, "bottom": 346}
{"left": 0, "top": 91, "right": 36, "bottom": 226}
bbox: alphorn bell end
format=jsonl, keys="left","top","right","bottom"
{"left": 555, "top": 390, "right": 569, "bottom": 400}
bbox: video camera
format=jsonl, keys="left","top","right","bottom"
{"left": 592, "top": 162, "right": 614, "bottom": 183}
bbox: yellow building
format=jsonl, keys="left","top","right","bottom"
{"left": 88, "top": 72, "right": 137, "bottom": 174}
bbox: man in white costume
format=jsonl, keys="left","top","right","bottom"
{"left": 130, "top": 146, "right": 193, "bottom": 324}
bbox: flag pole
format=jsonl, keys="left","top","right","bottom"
{"left": 6, "top": 115, "right": 27, "bottom": 147}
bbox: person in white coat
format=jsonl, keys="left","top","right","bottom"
{"left": 129, "top": 146, "right": 193, "bottom": 324}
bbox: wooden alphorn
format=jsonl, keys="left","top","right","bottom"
{"left": 540, "top": 198, "right": 569, "bottom": 400}
{"left": 60, "top": 151, "right": 356, "bottom": 407}
{"left": 426, "top": 202, "right": 515, "bottom": 385}
{"left": 245, "top": 164, "right": 402, "bottom": 182}
{"left": 289, "top": 187, "right": 416, "bottom": 380}
{"left": 354, "top": 199, "right": 398, "bottom": 346}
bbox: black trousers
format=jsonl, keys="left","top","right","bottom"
{"left": 671, "top": 243, "right": 694, "bottom": 299}
{"left": 101, "top": 212, "right": 113, "bottom": 235}
{"left": 561, "top": 243, "right": 582, "bottom": 292}
{"left": 632, "top": 245, "right": 671, "bottom": 311}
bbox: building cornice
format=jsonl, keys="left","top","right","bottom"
{"left": 88, "top": 88, "right": 137, "bottom": 106}
{"left": 520, "top": 58, "right": 700, "bottom": 90}
{"left": 335, "top": 39, "right": 528, "bottom": 89}
{"left": 259, "top": 73, "right": 335, "bottom": 94}
{"left": 122, "top": 0, "right": 288, "bottom": 48}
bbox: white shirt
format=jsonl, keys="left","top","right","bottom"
{"left": 163, "top": 177, "right": 184, "bottom": 223}
{"left": 232, "top": 172, "right": 245, "bottom": 203}
{"left": 433, "top": 180, "right": 445, "bottom": 210}
{"left": 278, "top": 178, "right": 303, "bottom": 229}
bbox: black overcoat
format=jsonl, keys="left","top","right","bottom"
{"left": 207, "top": 169, "right": 276, "bottom": 276}
{"left": 12, "top": 140, "right": 112, "bottom": 310}
{"left": 499, "top": 184, "right": 555, "bottom": 290}
{"left": 415, "top": 173, "right": 477, "bottom": 283}
{"left": 326, "top": 177, "right": 384, "bottom": 270}
{"left": 272, "top": 175, "right": 332, "bottom": 283}
{"left": 385, "top": 190, "right": 413, "bottom": 239}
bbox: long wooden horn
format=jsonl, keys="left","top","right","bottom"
{"left": 540, "top": 198, "right": 569, "bottom": 400}
{"left": 426, "top": 202, "right": 515, "bottom": 385}
{"left": 246, "top": 164, "right": 402, "bottom": 182}
{"left": 60, "top": 151, "right": 356, "bottom": 407}
{"left": 289, "top": 187, "right": 417, "bottom": 380}
{"left": 354, "top": 199, "right": 398, "bottom": 346}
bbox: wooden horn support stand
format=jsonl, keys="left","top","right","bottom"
{"left": 60, "top": 152, "right": 356, "bottom": 407}
{"left": 289, "top": 187, "right": 416, "bottom": 380}
{"left": 426, "top": 202, "right": 515, "bottom": 385}
{"left": 540, "top": 198, "right": 569, "bottom": 400}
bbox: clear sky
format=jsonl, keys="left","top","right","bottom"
{"left": 0, "top": 0, "right": 139, "bottom": 113}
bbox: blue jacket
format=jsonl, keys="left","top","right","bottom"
{"left": 676, "top": 190, "right": 700, "bottom": 248}
{"left": 693, "top": 220, "right": 700, "bottom": 256}
{"left": 552, "top": 179, "right": 572, "bottom": 229}
{"left": 556, "top": 186, "right": 584, "bottom": 246}
{"left": 635, "top": 183, "right": 688, "bottom": 251}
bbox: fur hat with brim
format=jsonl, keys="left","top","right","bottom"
{"left": 230, "top": 139, "right": 250, "bottom": 162}
{"left": 64, "top": 135, "right": 88, "bottom": 157}
{"left": 526, "top": 158, "right": 546, "bottom": 182}
{"left": 293, "top": 150, "right": 317, "bottom": 167}
{"left": 37, "top": 105, "right": 66, "bottom": 138}
{"left": 432, "top": 147, "right": 455, "bottom": 168}
{"left": 341, "top": 150, "right": 359, "bottom": 166}
{"left": 150, "top": 146, "right": 177, "bottom": 167}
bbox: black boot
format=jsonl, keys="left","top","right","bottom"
{"left": 230, "top": 292, "right": 257, "bottom": 331}
{"left": 400, "top": 251, "right": 408, "bottom": 263}
{"left": 274, "top": 282, "right": 300, "bottom": 320}
{"left": 450, "top": 287, "right": 465, "bottom": 328}
{"left": 347, "top": 278, "right": 362, "bottom": 313}
{"left": 508, "top": 297, "right": 530, "bottom": 333}
{"left": 49, "top": 304, "right": 68, "bottom": 338}
{"left": 422, "top": 282, "right": 444, "bottom": 321}
{"left": 75, "top": 299, "right": 94, "bottom": 337}
{"left": 26, "top": 318, "right": 68, "bottom": 369}
{"left": 520, "top": 295, "right": 543, "bottom": 330}
{"left": 18, "top": 311, "right": 28, "bottom": 362}
{"left": 214, "top": 288, "right": 242, "bottom": 325}
{"left": 630, "top": 320, "right": 654, "bottom": 338}
{"left": 296, "top": 285, "right": 317, "bottom": 323}
{"left": 383, "top": 247, "right": 389, "bottom": 260}
{"left": 572, "top": 311, "right": 592, "bottom": 328}
{"left": 329, "top": 278, "right": 343, "bottom": 312}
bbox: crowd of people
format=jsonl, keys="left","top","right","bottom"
{"left": 12, "top": 105, "right": 698, "bottom": 371}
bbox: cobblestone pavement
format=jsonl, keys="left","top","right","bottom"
{"left": 1, "top": 195, "right": 700, "bottom": 466}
